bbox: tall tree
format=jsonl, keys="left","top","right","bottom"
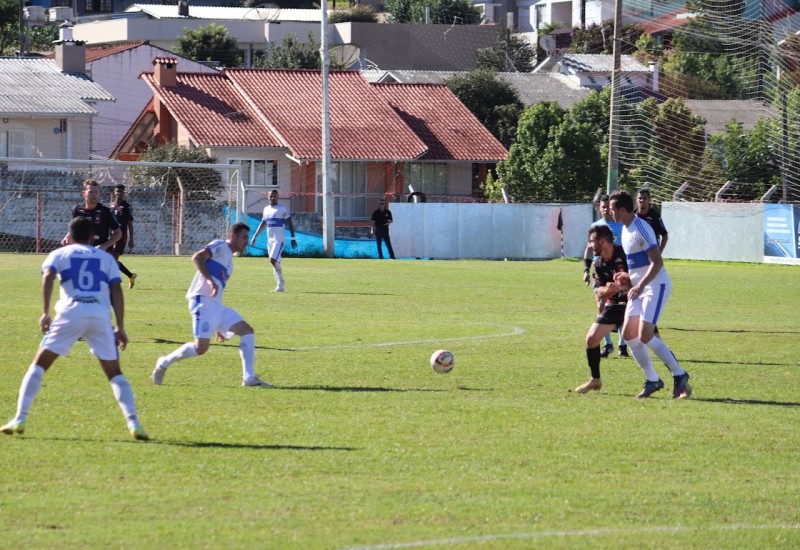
{"left": 384, "top": 0, "right": 481, "bottom": 25}
{"left": 176, "top": 23, "right": 242, "bottom": 68}
{"left": 445, "top": 69, "right": 523, "bottom": 148}
{"left": 127, "top": 143, "right": 222, "bottom": 200}
{"left": 255, "top": 33, "right": 322, "bottom": 69}
{"left": 476, "top": 28, "right": 535, "bottom": 72}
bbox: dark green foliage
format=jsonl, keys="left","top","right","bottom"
{"left": 570, "top": 21, "right": 642, "bottom": 55}
{"left": 385, "top": 0, "right": 482, "bottom": 25}
{"left": 445, "top": 69, "right": 523, "bottom": 148}
{"left": 476, "top": 28, "right": 535, "bottom": 72}
{"left": 328, "top": 5, "right": 378, "bottom": 23}
{"left": 176, "top": 23, "right": 242, "bottom": 67}
{"left": 254, "top": 32, "right": 322, "bottom": 69}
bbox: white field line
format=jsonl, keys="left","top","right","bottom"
{"left": 285, "top": 324, "right": 525, "bottom": 352}
{"left": 346, "top": 524, "right": 800, "bottom": 550}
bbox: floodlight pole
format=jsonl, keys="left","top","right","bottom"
{"left": 320, "top": 0, "right": 335, "bottom": 257}
{"left": 606, "top": 0, "right": 622, "bottom": 194}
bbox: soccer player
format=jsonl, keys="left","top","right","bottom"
{"left": 250, "top": 189, "right": 297, "bottom": 293}
{"left": 109, "top": 184, "right": 138, "bottom": 288}
{"left": 582, "top": 195, "right": 627, "bottom": 357}
{"left": 62, "top": 179, "right": 121, "bottom": 252}
{"left": 609, "top": 190, "right": 691, "bottom": 399}
{"left": 636, "top": 188, "right": 669, "bottom": 253}
{"left": 1, "top": 218, "right": 148, "bottom": 440}
{"left": 152, "top": 222, "right": 271, "bottom": 387}
{"left": 575, "top": 224, "right": 628, "bottom": 394}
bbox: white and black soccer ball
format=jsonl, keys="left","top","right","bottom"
{"left": 430, "top": 349, "right": 454, "bottom": 374}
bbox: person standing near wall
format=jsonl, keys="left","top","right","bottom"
{"left": 62, "top": 179, "right": 121, "bottom": 252}
{"left": 109, "top": 184, "right": 137, "bottom": 289}
{"left": 635, "top": 188, "right": 669, "bottom": 253}
{"left": 370, "top": 199, "right": 395, "bottom": 260}
{"left": 250, "top": 189, "right": 296, "bottom": 293}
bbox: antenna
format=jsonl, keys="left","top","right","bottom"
{"left": 243, "top": 3, "right": 281, "bottom": 23}
{"left": 329, "top": 44, "right": 361, "bottom": 69}
{"left": 538, "top": 34, "right": 556, "bottom": 54}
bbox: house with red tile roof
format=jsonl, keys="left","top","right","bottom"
{"left": 113, "top": 60, "right": 507, "bottom": 221}
{"left": 46, "top": 41, "right": 218, "bottom": 160}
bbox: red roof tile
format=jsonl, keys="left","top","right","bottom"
{"left": 638, "top": 8, "right": 692, "bottom": 35}
{"left": 373, "top": 83, "right": 507, "bottom": 161}
{"left": 142, "top": 72, "right": 282, "bottom": 148}
{"left": 226, "top": 69, "right": 428, "bottom": 161}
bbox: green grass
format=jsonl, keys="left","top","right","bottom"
{"left": 0, "top": 254, "right": 798, "bottom": 549}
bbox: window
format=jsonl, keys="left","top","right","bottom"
{"left": 315, "top": 162, "right": 367, "bottom": 219}
{"left": 84, "top": 0, "right": 112, "bottom": 12}
{"left": 406, "top": 163, "right": 447, "bottom": 198}
{"left": 0, "top": 129, "right": 34, "bottom": 158}
{"left": 229, "top": 159, "right": 278, "bottom": 187}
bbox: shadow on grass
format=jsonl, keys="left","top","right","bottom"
{"left": 680, "top": 359, "right": 793, "bottom": 367}
{"left": 157, "top": 440, "right": 357, "bottom": 451}
{"left": 690, "top": 397, "right": 800, "bottom": 408}
{"left": 301, "top": 291, "right": 399, "bottom": 296}
{"left": 279, "top": 385, "right": 447, "bottom": 393}
{"left": 667, "top": 327, "right": 800, "bottom": 335}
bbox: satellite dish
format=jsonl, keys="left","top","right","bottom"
{"left": 538, "top": 34, "right": 556, "bottom": 54}
{"left": 243, "top": 3, "right": 281, "bottom": 22}
{"left": 329, "top": 44, "right": 361, "bottom": 69}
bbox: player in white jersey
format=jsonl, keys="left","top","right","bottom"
{"left": 250, "top": 189, "right": 296, "bottom": 292}
{"left": 1, "top": 218, "right": 148, "bottom": 440}
{"left": 152, "top": 222, "right": 272, "bottom": 388}
{"left": 609, "top": 191, "right": 691, "bottom": 399}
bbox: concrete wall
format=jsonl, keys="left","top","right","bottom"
{"left": 662, "top": 201, "right": 764, "bottom": 263}
{"left": 390, "top": 202, "right": 592, "bottom": 260}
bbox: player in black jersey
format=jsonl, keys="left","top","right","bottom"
{"left": 61, "top": 179, "right": 121, "bottom": 252}
{"left": 636, "top": 188, "right": 668, "bottom": 253}
{"left": 110, "top": 184, "right": 138, "bottom": 289}
{"left": 575, "top": 224, "right": 628, "bottom": 394}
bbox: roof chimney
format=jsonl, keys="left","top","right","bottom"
{"left": 54, "top": 22, "right": 86, "bottom": 74}
{"left": 178, "top": 0, "right": 189, "bottom": 17}
{"left": 153, "top": 57, "right": 178, "bottom": 87}
{"left": 649, "top": 60, "right": 659, "bottom": 93}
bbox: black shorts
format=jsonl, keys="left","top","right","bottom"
{"left": 111, "top": 239, "right": 127, "bottom": 256}
{"left": 595, "top": 304, "right": 625, "bottom": 330}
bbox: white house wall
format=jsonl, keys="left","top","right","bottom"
{"left": 3, "top": 117, "right": 92, "bottom": 160}
{"left": 88, "top": 47, "right": 217, "bottom": 160}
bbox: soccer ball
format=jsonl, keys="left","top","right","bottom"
{"left": 430, "top": 349, "right": 455, "bottom": 374}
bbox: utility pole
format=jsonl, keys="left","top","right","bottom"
{"left": 606, "top": 0, "right": 622, "bottom": 194}
{"left": 18, "top": 0, "right": 25, "bottom": 56}
{"left": 320, "top": 0, "right": 334, "bottom": 256}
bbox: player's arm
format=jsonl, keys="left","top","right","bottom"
{"left": 659, "top": 232, "right": 668, "bottom": 253}
{"left": 250, "top": 220, "right": 266, "bottom": 245}
{"left": 286, "top": 217, "right": 297, "bottom": 248}
{"left": 100, "top": 227, "right": 122, "bottom": 251}
{"left": 109, "top": 281, "right": 127, "bottom": 350}
{"left": 127, "top": 216, "right": 135, "bottom": 249}
{"left": 40, "top": 268, "right": 56, "bottom": 333}
{"left": 582, "top": 243, "right": 592, "bottom": 284}
{"left": 192, "top": 248, "right": 218, "bottom": 296}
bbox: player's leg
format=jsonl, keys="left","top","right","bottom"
{"left": 622, "top": 302, "right": 664, "bottom": 397}
{"left": 600, "top": 332, "right": 614, "bottom": 358}
{"left": 639, "top": 285, "right": 690, "bottom": 398}
{"left": 375, "top": 234, "right": 384, "bottom": 259}
{"left": 226, "top": 312, "right": 271, "bottom": 388}
{"left": 152, "top": 298, "right": 214, "bottom": 384}
{"left": 0, "top": 348, "right": 59, "bottom": 435}
{"left": 576, "top": 321, "right": 615, "bottom": 393}
{"left": 92, "top": 322, "right": 148, "bottom": 440}
{"left": 268, "top": 241, "right": 285, "bottom": 291}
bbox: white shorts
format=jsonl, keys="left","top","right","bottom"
{"left": 268, "top": 240, "right": 285, "bottom": 262}
{"left": 189, "top": 296, "right": 243, "bottom": 340}
{"left": 40, "top": 314, "right": 119, "bottom": 361}
{"left": 625, "top": 280, "right": 671, "bottom": 325}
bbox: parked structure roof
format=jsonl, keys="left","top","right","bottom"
{"left": 123, "top": 4, "right": 321, "bottom": 22}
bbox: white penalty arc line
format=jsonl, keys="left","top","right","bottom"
{"left": 345, "top": 524, "right": 800, "bottom": 550}
{"left": 285, "top": 324, "right": 525, "bottom": 352}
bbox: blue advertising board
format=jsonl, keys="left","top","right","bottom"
{"left": 764, "top": 204, "right": 800, "bottom": 264}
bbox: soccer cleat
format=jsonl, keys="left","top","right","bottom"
{"left": 271, "top": 286, "right": 285, "bottom": 293}
{"left": 636, "top": 379, "right": 665, "bottom": 398}
{"left": 0, "top": 419, "right": 25, "bottom": 435}
{"left": 243, "top": 375, "right": 273, "bottom": 388}
{"left": 599, "top": 344, "right": 614, "bottom": 358}
{"left": 151, "top": 357, "right": 168, "bottom": 385}
{"left": 618, "top": 345, "right": 629, "bottom": 357}
{"left": 129, "top": 273, "right": 137, "bottom": 289}
{"left": 575, "top": 378, "right": 602, "bottom": 394}
{"left": 130, "top": 424, "right": 149, "bottom": 441}
{"left": 673, "top": 372, "right": 692, "bottom": 399}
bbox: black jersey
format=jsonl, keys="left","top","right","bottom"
{"left": 71, "top": 203, "right": 120, "bottom": 246}
{"left": 636, "top": 208, "right": 668, "bottom": 239}
{"left": 110, "top": 199, "right": 134, "bottom": 237}
{"left": 593, "top": 244, "right": 628, "bottom": 307}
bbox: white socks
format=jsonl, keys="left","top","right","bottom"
{"left": 646, "top": 336, "right": 685, "bottom": 376}
{"left": 626, "top": 338, "right": 660, "bottom": 381}
{"left": 15, "top": 364, "right": 45, "bottom": 422}
{"left": 110, "top": 374, "right": 140, "bottom": 428}
{"left": 161, "top": 342, "right": 198, "bottom": 368}
{"left": 273, "top": 263, "right": 284, "bottom": 287}
{"left": 239, "top": 333, "right": 256, "bottom": 379}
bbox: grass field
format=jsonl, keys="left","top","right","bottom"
{"left": 0, "top": 253, "right": 798, "bottom": 549}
